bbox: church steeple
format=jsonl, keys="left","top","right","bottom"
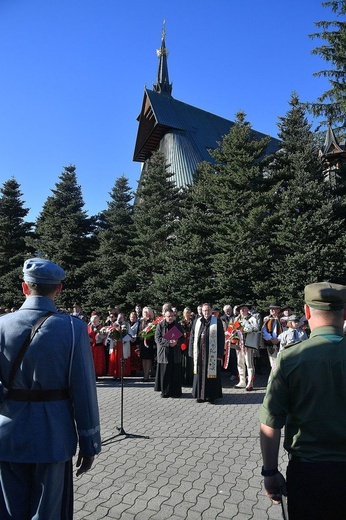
{"left": 319, "top": 124, "right": 346, "bottom": 185}
{"left": 153, "top": 20, "right": 172, "bottom": 96}
{"left": 320, "top": 124, "right": 343, "bottom": 156}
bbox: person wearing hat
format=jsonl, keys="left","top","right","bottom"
{"left": 71, "top": 303, "right": 87, "bottom": 322}
{"left": 259, "top": 282, "right": 346, "bottom": 519}
{"left": 0, "top": 258, "right": 101, "bottom": 519}
{"left": 261, "top": 302, "right": 283, "bottom": 375}
{"left": 234, "top": 303, "right": 261, "bottom": 390}
{"left": 277, "top": 314, "right": 308, "bottom": 351}
{"left": 105, "top": 305, "right": 119, "bottom": 325}
{"left": 279, "top": 306, "right": 293, "bottom": 330}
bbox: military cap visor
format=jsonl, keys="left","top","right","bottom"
{"left": 305, "top": 282, "right": 346, "bottom": 311}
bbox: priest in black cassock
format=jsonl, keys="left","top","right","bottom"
{"left": 154, "top": 307, "right": 184, "bottom": 398}
{"left": 189, "top": 302, "right": 224, "bottom": 403}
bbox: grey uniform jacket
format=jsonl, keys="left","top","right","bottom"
{"left": 0, "top": 296, "right": 101, "bottom": 463}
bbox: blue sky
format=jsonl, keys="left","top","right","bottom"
{"left": 0, "top": 0, "right": 333, "bottom": 222}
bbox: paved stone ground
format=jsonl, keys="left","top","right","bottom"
{"left": 74, "top": 360, "right": 286, "bottom": 520}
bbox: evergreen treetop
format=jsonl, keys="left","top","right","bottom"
{"left": 124, "top": 150, "right": 183, "bottom": 309}
{"left": 309, "top": 0, "right": 346, "bottom": 132}
{"left": 81, "top": 175, "right": 134, "bottom": 312}
{"left": 263, "top": 93, "right": 345, "bottom": 310}
{"left": 34, "top": 165, "right": 96, "bottom": 307}
{"left": 0, "top": 178, "right": 33, "bottom": 306}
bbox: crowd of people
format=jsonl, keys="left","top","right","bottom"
{"left": 2, "top": 258, "right": 346, "bottom": 519}
{"left": 65, "top": 300, "right": 310, "bottom": 400}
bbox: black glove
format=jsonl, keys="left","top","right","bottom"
{"left": 76, "top": 451, "right": 94, "bottom": 477}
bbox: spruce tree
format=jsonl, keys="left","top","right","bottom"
{"left": 0, "top": 178, "right": 34, "bottom": 307}
{"left": 34, "top": 165, "right": 95, "bottom": 307}
{"left": 210, "top": 112, "right": 272, "bottom": 304}
{"left": 125, "top": 150, "right": 183, "bottom": 310}
{"left": 204, "top": 111, "right": 272, "bottom": 306}
{"left": 157, "top": 169, "right": 217, "bottom": 309}
{"left": 309, "top": 0, "right": 346, "bottom": 132}
{"left": 166, "top": 111, "right": 273, "bottom": 310}
{"left": 265, "top": 93, "right": 346, "bottom": 310}
{"left": 82, "top": 175, "right": 134, "bottom": 311}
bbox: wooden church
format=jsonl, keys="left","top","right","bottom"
{"left": 133, "top": 26, "right": 280, "bottom": 189}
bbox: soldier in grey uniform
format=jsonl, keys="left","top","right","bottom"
{"left": 0, "top": 258, "right": 101, "bottom": 519}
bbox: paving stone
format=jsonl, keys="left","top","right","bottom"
{"left": 73, "top": 370, "right": 286, "bottom": 520}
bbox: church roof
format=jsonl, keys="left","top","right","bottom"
{"left": 319, "top": 124, "right": 345, "bottom": 157}
{"left": 133, "top": 88, "right": 235, "bottom": 163}
{"left": 133, "top": 27, "right": 281, "bottom": 188}
{"left": 133, "top": 89, "right": 280, "bottom": 188}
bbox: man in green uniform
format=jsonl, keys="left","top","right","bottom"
{"left": 259, "top": 281, "right": 346, "bottom": 520}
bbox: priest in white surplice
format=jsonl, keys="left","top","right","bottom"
{"left": 189, "top": 303, "right": 225, "bottom": 403}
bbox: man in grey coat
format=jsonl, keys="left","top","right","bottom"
{"left": 0, "top": 258, "right": 101, "bottom": 519}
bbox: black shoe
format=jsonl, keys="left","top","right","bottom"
{"left": 161, "top": 394, "right": 169, "bottom": 398}
{"left": 196, "top": 398, "right": 205, "bottom": 403}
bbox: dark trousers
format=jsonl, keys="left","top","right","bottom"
{"left": 287, "top": 459, "right": 346, "bottom": 519}
{"left": 0, "top": 459, "right": 73, "bottom": 519}
{"left": 230, "top": 349, "right": 238, "bottom": 376}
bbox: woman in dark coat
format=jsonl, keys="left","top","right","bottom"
{"left": 154, "top": 308, "right": 184, "bottom": 398}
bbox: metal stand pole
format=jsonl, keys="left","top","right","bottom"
{"left": 103, "top": 340, "right": 149, "bottom": 443}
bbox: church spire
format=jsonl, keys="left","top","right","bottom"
{"left": 320, "top": 124, "right": 343, "bottom": 156}
{"left": 153, "top": 20, "right": 172, "bottom": 96}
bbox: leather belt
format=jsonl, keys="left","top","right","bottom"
{"left": 289, "top": 454, "right": 315, "bottom": 463}
{"left": 6, "top": 388, "right": 70, "bottom": 402}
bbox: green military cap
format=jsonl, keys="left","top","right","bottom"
{"left": 304, "top": 282, "right": 346, "bottom": 311}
